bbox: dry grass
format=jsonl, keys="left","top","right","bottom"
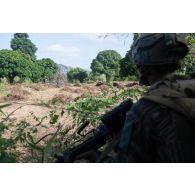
{"left": 27, "top": 83, "right": 48, "bottom": 91}
{"left": 125, "top": 81, "right": 139, "bottom": 88}
{"left": 2, "top": 86, "right": 31, "bottom": 101}
{"left": 49, "top": 94, "right": 74, "bottom": 105}
{"left": 60, "top": 86, "right": 77, "bottom": 93}
{"left": 98, "top": 84, "right": 109, "bottom": 92}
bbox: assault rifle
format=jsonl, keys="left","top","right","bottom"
{"left": 55, "top": 99, "right": 133, "bottom": 163}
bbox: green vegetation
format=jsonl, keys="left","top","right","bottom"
{"left": 0, "top": 49, "right": 40, "bottom": 83}
{"left": 0, "top": 33, "right": 194, "bottom": 162}
{"left": 0, "top": 103, "right": 71, "bottom": 162}
{"left": 91, "top": 50, "right": 122, "bottom": 81}
{"left": 119, "top": 52, "right": 138, "bottom": 79}
{"left": 0, "top": 34, "right": 59, "bottom": 83}
{"left": 36, "top": 58, "right": 59, "bottom": 82}
{"left": 67, "top": 87, "right": 145, "bottom": 126}
{"left": 183, "top": 33, "right": 195, "bottom": 74}
{"left": 67, "top": 67, "right": 88, "bottom": 83}
{"left": 10, "top": 33, "right": 37, "bottom": 60}
{"left": 0, "top": 86, "right": 144, "bottom": 162}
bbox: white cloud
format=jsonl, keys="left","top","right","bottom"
{"left": 47, "top": 44, "right": 80, "bottom": 58}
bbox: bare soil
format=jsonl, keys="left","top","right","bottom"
{"left": 0, "top": 81, "right": 139, "bottom": 162}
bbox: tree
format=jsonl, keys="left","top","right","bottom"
{"left": 0, "top": 49, "right": 41, "bottom": 83}
{"left": 182, "top": 33, "right": 195, "bottom": 75}
{"left": 119, "top": 33, "right": 139, "bottom": 79}
{"left": 36, "top": 58, "right": 59, "bottom": 82}
{"left": 90, "top": 50, "right": 122, "bottom": 81}
{"left": 10, "top": 33, "right": 37, "bottom": 60}
{"left": 119, "top": 53, "right": 138, "bottom": 79}
{"left": 67, "top": 67, "right": 88, "bottom": 83}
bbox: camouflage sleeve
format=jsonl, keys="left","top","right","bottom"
{"left": 125, "top": 99, "right": 195, "bottom": 163}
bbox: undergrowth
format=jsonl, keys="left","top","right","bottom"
{"left": 0, "top": 85, "right": 146, "bottom": 162}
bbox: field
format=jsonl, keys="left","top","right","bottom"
{"left": 0, "top": 81, "right": 142, "bottom": 163}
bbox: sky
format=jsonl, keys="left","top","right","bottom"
{"left": 0, "top": 33, "right": 133, "bottom": 70}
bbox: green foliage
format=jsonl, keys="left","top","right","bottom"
{"left": 10, "top": 33, "right": 37, "bottom": 60}
{"left": 23, "top": 77, "right": 33, "bottom": 84}
{"left": 87, "top": 72, "right": 107, "bottom": 82}
{"left": 67, "top": 67, "right": 88, "bottom": 83}
{"left": 91, "top": 50, "right": 122, "bottom": 81}
{"left": 0, "top": 49, "right": 42, "bottom": 83}
{"left": 0, "top": 103, "right": 70, "bottom": 162}
{"left": 0, "top": 83, "right": 8, "bottom": 96}
{"left": 118, "top": 33, "right": 140, "bottom": 80}
{"left": 0, "top": 77, "right": 9, "bottom": 84}
{"left": 0, "top": 103, "right": 17, "bottom": 162}
{"left": 36, "top": 58, "right": 59, "bottom": 82}
{"left": 67, "top": 87, "right": 145, "bottom": 127}
{"left": 119, "top": 52, "right": 138, "bottom": 79}
{"left": 182, "top": 33, "right": 195, "bottom": 75}
{"left": 93, "top": 73, "right": 107, "bottom": 82}
{"left": 13, "top": 76, "right": 21, "bottom": 83}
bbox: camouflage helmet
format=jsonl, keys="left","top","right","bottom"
{"left": 132, "top": 33, "right": 189, "bottom": 67}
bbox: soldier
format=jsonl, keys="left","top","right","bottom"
{"left": 117, "top": 33, "right": 195, "bottom": 162}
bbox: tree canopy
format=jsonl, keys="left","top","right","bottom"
{"left": 119, "top": 52, "right": 137, "bottom": 79}
{"left": 119, "top": 33, "right": 139, "bottom": 79}
{"left": 90, "top": 50, "right": 122, "bottom": 81}
{"left": 67, "top": 67, "right": 88, "bottom": 83}
{"left": 10, "top": 33, "right": 37, "bottom": 60}
{"left": 0, "top": 49, "right": 41, "bottom": 83}
{"left": 36, "top": 58, "right": 59, "bottom": 82}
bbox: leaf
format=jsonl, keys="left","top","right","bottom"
{"left": 0, "top": 103, "right": 11, "bottom": 116}
{"left": 0, "top": 103, "right": 12, "bottom": 109}
{"left": 43, "top": 125, "right": 63, "bottom": 162}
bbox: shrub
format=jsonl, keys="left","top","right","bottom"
{"left": 93, "top": 74, "right": 107, "bottom": 82}
{"left": 67, "top": 67, "right": 88, "bottom": 83}
{"left": 0, "top": 83, "right": 8, "bottom": 97}
{"left": 13, "top": 76, "right": 21, "bottom": 84}
{"left": 0, "top": 77, "right": 9, "bottom": 84}
{"left": 23, "top": 77, "right": 33, "bottom": 84}
{"left": 73, "top": 80, "right": 81, "bottom": 86}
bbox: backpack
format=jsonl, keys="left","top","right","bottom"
{"left": 141, "top": 75, "right": 195, "bottom": 120}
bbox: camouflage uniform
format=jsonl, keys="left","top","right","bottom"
{"left": 124, "top": 92, "right": 195, "bottom": 163}
{"left": 117, "top": 34, "right": 195, "bottom": 163}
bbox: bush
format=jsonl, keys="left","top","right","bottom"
{"left": 0, "top": 83, "right": 8, "bottom": 97}
{"left": 13, "top": 76, "right": 21, "bottom": 84}
{"left": 67, "top": 67, "right": 88, "bottom": 83}
{"left": 90, "top": 73, "right": 107, "bottom": 82}
{"left": 23, "top": 77, "right": 33, "bottom": 84}
{"left": 0, "top": 77, "right": 9, "bottom": 84}
{"left": 73, "top": 80, "right": 82, "bottom": 86}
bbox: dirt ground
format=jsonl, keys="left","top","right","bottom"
{"left": 0, "top": 81, "right": 139, "bottom": 121}
{"left": 0, "top": 81, "right": 140, "bottom": 162}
